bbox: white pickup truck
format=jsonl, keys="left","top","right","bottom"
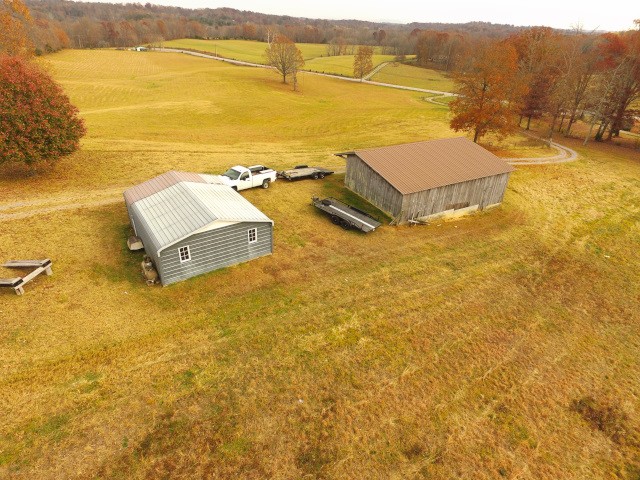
{"left": 215, "top": 165, "right": 277, "bottom": 191}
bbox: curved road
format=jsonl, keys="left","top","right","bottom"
{"left": 154, "top": 48, "right": 456, "bottom": 97}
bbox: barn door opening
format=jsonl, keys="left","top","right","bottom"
{"left": 445, "top": 202, "right": 470, "bottom": 211}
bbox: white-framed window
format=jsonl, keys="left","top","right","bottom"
{"left": 179, "top": 245, "right": 191, "bottom": 263}
{"left": 248, "top": 228, "right": 257, "bottom": 244}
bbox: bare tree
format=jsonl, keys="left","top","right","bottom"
{"left": 265, "top": 34, "right": 304, "bottom": 85}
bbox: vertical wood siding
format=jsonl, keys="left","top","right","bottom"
{"left": 156, "top": 222, "right": 273, "bottom": 285}
{"left": 399, "top": 173, "right": 511, "bottom": 222}
{"left": 345, "top": 154, "right": 511, "bottom": 224}
{"left": 345, "top": 155, "right": 403, "bottom": 217}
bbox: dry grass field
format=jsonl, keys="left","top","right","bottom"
{"left": 370, "top": 63, "right": 456, "bottom": 92}
{"left": 0, "top": 49, "right": 639, "bottom": 479}
{"left": 163, "top": 39, "right": 408, "bottom": 79}
{"left": 163, "top": 38, "right": 330, "bottom": 63}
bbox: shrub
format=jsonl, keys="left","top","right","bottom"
{"left": 0, "top": 55, "right": 86, "bottom": 168}
{"left": 571, "top": 396, "right": 630, "bottom": 444}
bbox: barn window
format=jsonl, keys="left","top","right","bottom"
{"left": 179, "top": 246, "right": 191, "bottom": 263}
{"left": 248, "top": 228, "right": 257, "bottom": 244}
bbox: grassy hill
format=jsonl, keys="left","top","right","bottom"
{"left": 163, "top": 38, "right": 329, "bottom": 63}
{"left": 0, "top": 49, "right": 639, "bottom": 479}
{"left": 371, "top": 63, "right": 456, "bottom": 92}
{"left": 162, "top": 39, "right": 407, "bottom": 79}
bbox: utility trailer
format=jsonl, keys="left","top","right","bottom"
{"left": 278, "top": 165, "right": 334, "bottom": 181}
{"left": 311, "top": 196, "right": 381, "bottom": 233}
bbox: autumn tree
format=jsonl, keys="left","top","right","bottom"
{"left": 373, "top": 29, "right": 386, "bottom": 45}
{"left": 353, "top": 45, "right": 374, "bottom": 80}
{"left": 558, "top": 32, "right": 600, "bottom": 136}
{"left": 450, "top": 41, "right": 528, "bottom": 142}
{"left": 265, "top": 34, "right": 304, "bottom": 86}
{"left": 0, "top": 0, "right": 33, "bottom": 56}
{"left": 0, "top": 55, "right": 86, "bottom": 167}
{"left": 509, "top": 27, "right": 562, "bottom": 130}
{"left": 592, "top": 29, "right": 640, "bottom": 141}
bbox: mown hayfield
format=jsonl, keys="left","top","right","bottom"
{"left": 303, "top": 54, "right": 396, "bottom": 77}
{"left": 163, "top": 38, "right": 328, "bottom": 63}
{"left": 163, "top": 39, "right": 405, "bottom": 78}
{"left": 371, "top": 63, "right": 456, "bottom": 92}
{"left": 0, "top": 49, "right": 639, "bottom": 479}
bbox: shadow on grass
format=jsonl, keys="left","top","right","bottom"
{"left": 320, "top": 174, "right": 392, "bottom": 224}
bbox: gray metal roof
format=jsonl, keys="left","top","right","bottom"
{"left": 127, "top": 177, "right": 272, "bottom": 256}
{"left": 123, "top": 170, "right": 207, "bottom": 206}
{"left": 337, "top": 137, "right": 515, "bottom": 195}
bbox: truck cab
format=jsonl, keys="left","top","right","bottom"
{"left": 219, "top": 165, "right": 277, "bottom": 191}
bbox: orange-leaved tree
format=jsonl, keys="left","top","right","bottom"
{"left": 0, "top": 55, "right": 86, "bottom": 167}
{"left": 0, "top": 0, "right": 33, "bottom": 56}
{"left": 450, "top": 41, "right": 528, "bottom": 142}
{"left": 353, "top": 45, "right": 374, "bottom": 80}
{"left": 265, "top": 34, "right": 304, "bottom": 86}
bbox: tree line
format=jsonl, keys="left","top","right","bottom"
{"left": 23, "top": 0, "right": 535, "bottom": 55}
{"left": 450, "top": 24, "right": 640, "bottom": 144}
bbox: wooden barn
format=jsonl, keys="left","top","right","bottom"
{"left": 336, "top": 137, "right": 515, "bottom": 223}
{"left": 124, "top": 171, "right": 273, "bottom": 286}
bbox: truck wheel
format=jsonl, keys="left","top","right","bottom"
{"left": 340, "top": 219, "right": 351, "bottom": 229}
{"left": 331, "top": 215, "right": 340, "bottom": 225}
{"left": 262, "top": 179, "right": 270, "bottom": 189}
{"left": 312, "top": 172, "right": 319, "bottom": 180}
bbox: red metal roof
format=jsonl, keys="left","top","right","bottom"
{"left": 344, "top": 137, "right": 515, "bottom": 195}
{"left": 123, "top": 171, "right": 206, "bottom": 206}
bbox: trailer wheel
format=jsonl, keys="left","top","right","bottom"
{"left": 318, "top": 172, "right": 325, "bottom": 179}
{"left": 312, "top": 172, "right": 320, "bottom": 180}
{"left": 331, "top": 215, "right": 341, "bottom": 225}
{"left": 340, "top": 219, "right": 351, "bottom": 229}
{"left": 262, "top": 179, "right": 270, "bottom": 189}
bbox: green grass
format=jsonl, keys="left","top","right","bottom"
{"left": 304, "top": 54, "right": 396, "bottom": 77}
{"left": 163, "top": 39, "right": 400, "bottom": 77}
{"left": 0, "top": 49, "right": 639, "bottom": 479}
{"left": 164, "top": 38, "right": 329, "bottom": 63}
{"left": 371, "top": 63, "right": 456, "bottom": 92}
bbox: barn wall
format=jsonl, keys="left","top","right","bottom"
{"left": 399, "top": 172, "right": 511, "bottom": 222}
{"left": 156, "top": 221, "right": 273, "bottom": 286}
{"left": 128, "top": 207, "right": 161, "bottom": 268}
{"left": 345, "top": 155, "right": 403, "bottom": 217}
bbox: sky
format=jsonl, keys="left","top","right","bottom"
{"left": 129, "top": 0, "right": 637, "bottom": 32}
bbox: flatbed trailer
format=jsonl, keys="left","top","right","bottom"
{"left": 278, "top": 165, "right": 334, "bottom": 181}
{"left": 311, "top": 196, "right": 381, "bottom": 233}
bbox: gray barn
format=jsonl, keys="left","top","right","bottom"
{"left": 124, "top": 171, "right": 273, "bottom": 285}
{"left": 337, "top": 137, "right": 515, "bottom": 223}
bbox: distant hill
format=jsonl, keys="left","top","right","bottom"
{"left": 25, "top": 0, "right": 536, "bottom": 53}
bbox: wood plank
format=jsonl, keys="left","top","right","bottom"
{"left": 0, "top": 278, "right": 23, "bottom": 287}
{"left": 3, "top": 259, "right": 51, "bottom": 269}
{"left": 21, "top": 266, "right": 47, "bottom": 284}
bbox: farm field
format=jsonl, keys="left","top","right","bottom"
{"left": 303, "top": 54, "right": 396, "bottom": 77}
{"left": 162, "top": 38, "right": 406, "bottom": 78}
{"left": 371, "top": 62, "right": 456, "bottom": 92}
{"left": 163, "top": 38, "right": 329, "bottom": 63}
{"left": 1, "top": 49, "right": 639, "bottom": 479}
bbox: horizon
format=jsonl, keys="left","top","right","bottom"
{"left": 75, "top": 0, "right": 637, "bottom": 32}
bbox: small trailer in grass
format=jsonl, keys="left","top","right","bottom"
{"left": 311, "top": 196, "right": 381, "bottom": 233}
{"left": 278, "top": 165, "right": 334, "bottom": 181}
